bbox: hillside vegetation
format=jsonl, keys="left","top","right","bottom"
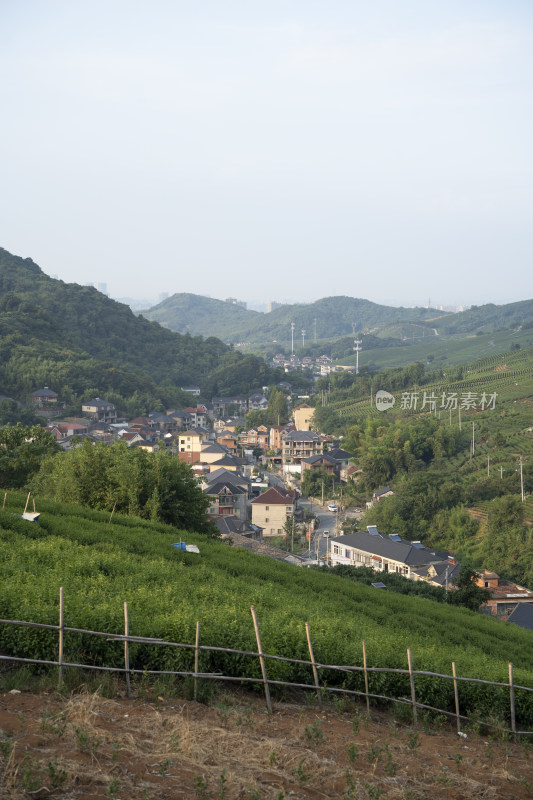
{"left": 0, "top": 247, "right": 282, "bottom": 412}
{"left": 0, "top": 492, "right": 532, "bottom": 728}
{"left": 141, "top": 293, "right": 442, "bottom": 343}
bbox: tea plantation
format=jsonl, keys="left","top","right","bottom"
{"left": 1, "top": 492, "right": 532, "bottom": 728}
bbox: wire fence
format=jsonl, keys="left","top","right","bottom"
{"left": 0, "top": 588, "right": 531, "bottom": 737}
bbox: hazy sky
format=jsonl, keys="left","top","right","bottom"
{"left": 1, "top": 1, "right": 532, "bottom": 309}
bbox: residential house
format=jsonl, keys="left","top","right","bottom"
{"left": 329, "top": 526, "right": 450, "bottom": 579}
{"left": 216, "top": 431, "right": 238, "bottom": 455}
{"left": 250, "top": 486, "right": 297, "bottom": 537}
{"left": 239, "top": 426, "right": 270, "bottom": 452}
{"left": 475, "top": 570, "right": 533, "bottom": 619}
{"left": 204, "top": 481, "right": 248, "bottom": 520}
{"left": 200, "top": 443, "right": 231, "bottom": 465}
{"left": 176, "top": 428, "right": 210, "bottom": 464}
{"left": 326, "top": 447, "right": 355, "bottom": 481}
{"left": 208, "top": 455, "right": 251, "bottom": 474}
{"left": 182, "top": 407, "right": 208, "bottom": 428}
{"left": 292, "top": 403, "right": 315, "bottom": 431}
{"left": 366, "top": 486, "right": 394, "bottom": 509}
{"left": 282, "top": 430, "right": 324, "bottom": 466}
{"left": 213, "top": 516, "right": 263, "bottom": 541}
{"left": 411, "top": 557, "right": 462, "bottom": 589}
{"left": 32, "top": 387, "right": 58, "bottom": 406}
{"left": 213, "top": 417, "right": 245, "bottom": 434}
{"left": 300, "top": 453, "right": 338, "bottom": 476}
{"left": 248, "top": 393, "right": 268, "bottom": 411}
{"left": 206, "top": 468, "right": 251, "bottom": 495}
{"left": 81, "top": 398, "right": 117, "bottom": 423}
{"left": 212, "top": 396, "right": 248, "bottom": 418}
{"left": 269, "top": 423, "right": 295, "bottom": 452}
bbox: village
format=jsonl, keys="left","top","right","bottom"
{"left": 30, "top": 383, "right": 533, "bottom": 633}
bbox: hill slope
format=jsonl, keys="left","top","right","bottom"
{"left": 0, "top": 248, "right": 280, "bottom": 405}
{"left": 0, "top": 493, "right": 531, "bottom": 728}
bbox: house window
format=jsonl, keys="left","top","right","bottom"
{"left": 345, "top": 549, "right": 351, "bottom": 558}
{"left": 265, "top": 518, "right": 269, "bottom": 522}
{"left": 265, "top": 506, "right": 269, "bottom": 510}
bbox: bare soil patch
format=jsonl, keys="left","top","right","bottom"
{"left": 0, "top": 685, "right": 532, "bottom": 799}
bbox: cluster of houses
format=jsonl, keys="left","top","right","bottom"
{"left": 30, "top": 387, "right": 533, "bottom": 629}
{"left": 327, "top": 525, "right": 533, "bottom": 626}
{"left": 271, "top": 353, "right": 357, "bottom": 376}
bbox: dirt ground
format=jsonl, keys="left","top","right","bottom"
{"left": 0, "top": 683, "right": 532, "bottom": 799}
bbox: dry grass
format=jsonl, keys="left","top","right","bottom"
{"left": 0, "top": 685, "right": 532, "bottom": 799}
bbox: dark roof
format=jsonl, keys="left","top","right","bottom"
{"left": 210, "top": 455, "right": 242, "bottom": 467}
{"left": 204, "top": 482, "right": 247, "bottom": 496}
{"left": 206, "top": 468, "right": 249, "bottom": 486}
{"left": 330, "top": 529, "right": 449, "bottom": 566}
{"left": 32, "top": 387, "right": 58, "bottom": 398}
{"left": 508, "top": 603, "right": 533, "bottom": 632}
{"left": 411, "top": 560, "right": 462, "bottom": 586}
{"left": 327, "top": 448, "right": 354, "bottom": 461}
{"left": 201, "top": 444, "right": 228, "bottom": 454}
{"left": 373, "top": 486, "right": 394, "bottom": 498}
{"left": 282, "top": 431, "right": 323, "bottom": 442}
{"left": 214, "top": 517, "right": 261, "bottom": 536}
{"left": 251, "top": 487, "right": 295, "bottom": 505}
{"left": 301, "top": 453, "right": 336, "bottom": 465}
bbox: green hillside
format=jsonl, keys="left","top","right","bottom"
{"left": 141, "top": 294, "right": 442, "bottom": 344}
{"left": 0, "top": 248, "right": 282, "bottom": 409}
{"left": 1, "top": 492, "right": 532, "bottom": 727}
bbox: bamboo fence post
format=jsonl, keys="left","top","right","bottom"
{"left": 509, "top": 662, "right": 516, "bottom": 738}
{"left": 109, "top": 501, "right": 117, "bottom": 524}
{"left": 452, "top": 662, "right": 461, "bottom": 734}
{"left": 407, "top": 648, "right": 417, "bottom": 725}
{"left": 194, "top": 621, "right": 200, "bottom": 702}
{"left": 250, "top": 606, "right": 272, "bottom": 713}
{"left": 23, "top": 492, "right": 31, "bottom": 514}
{"left": 3, "top": 492, "right": 6, "bottom": 510}
{"left": 33, "top": 498, "right": 36, "bottom": 513}
{"left": 305, "top": 622, "right": 322, "bottom": 707}
{"left": 362, "top": 640, "right": 370, "bottom": 715}
{"left": 124, "top": 602, "right": 131, "bottom": 698}
{"left": 58, "top": 587, "right": 64, "bottom": 689}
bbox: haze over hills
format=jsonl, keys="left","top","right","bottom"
{"left": 140, "top": 294, "right": 444, "bottom": 343}
{"left": 0, "top": 247, "right": 283, "bottom": 409}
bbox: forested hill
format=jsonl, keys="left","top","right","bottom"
{"left": 141, "top": 294, "right": 443, "bottom": 343}
{"left": 0, "top": 248, "right": 281, "bottom": 408}
{"left": 431, "top": 299, "right": 533, "bottom": 334}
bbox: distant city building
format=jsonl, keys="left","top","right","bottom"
{"left": 267, "top": 301, "right": 282, "bottom": 313}
{"left": 97, "top": 282, "right": 108, "bottom": 295}
{"left": 224, "top": 297, "right": 247, "bottom": 309}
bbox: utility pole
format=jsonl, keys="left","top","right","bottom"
{"left": 290, "top": 322, "right": 295, "bottom": 356}
{"left": 353, "top": 338, "right": 362, "bottom": 375}
{"left": 321, "top": 479, "right": 324, "bottom": 507}
{"left": 302, "top": 329, "right": 306, "bottom": 349}
{"left": 520, "top": 456, "right": 525, "bottom": 502}
{"left": 445, "top": 565, "right": 449, "bottom": 596}
{"left": 500, "top": 465, "right": 503, "bottom": 480}
{"left": 487, "top": 454, "right": 490, "bottom": 477}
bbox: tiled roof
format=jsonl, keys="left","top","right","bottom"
{"left": 330, "top": 530, "right": 449, "bottom": 566}
{"left": 251, "top": 487, "right": 295, "bottom": 505}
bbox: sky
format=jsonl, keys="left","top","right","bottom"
{"left": 1, "top": 1, "right": 532, "bottom": 310}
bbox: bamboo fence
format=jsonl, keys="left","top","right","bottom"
{"left": 0, "top": 588, "right": 531, "bottom": 736}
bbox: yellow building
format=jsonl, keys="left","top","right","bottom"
{"left": 292, "top": 404, "right": 315, "bottom": 431}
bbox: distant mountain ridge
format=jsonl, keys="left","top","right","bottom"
{"left": 140, "top": 293, "right": 443, "bottom": 343}
{"left": 141, "top": 292, "right": 533, "bottom": 346}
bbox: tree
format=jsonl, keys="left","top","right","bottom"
{"left": 447, "top": 567, "right": 489, "bottom": 612}
{"left": 0, "top": 423, "right": 60, "bottom": 488}
{"left": 30, "top": 441, "right": 217, "bottom": 534}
